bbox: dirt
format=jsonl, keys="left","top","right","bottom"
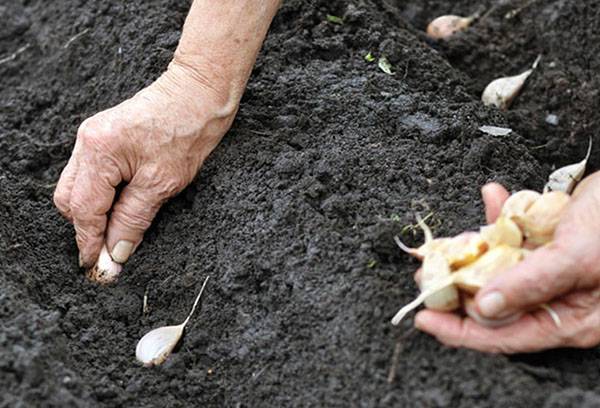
{"left": 1, "top": 0, "right": 600, "bottom": 406}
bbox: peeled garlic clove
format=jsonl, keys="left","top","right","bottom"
{"left": 480, "top": 216, "right": 523, "bottom": 248}
{"left": 522, "top": 191, "right": 569, "bottom": 247}
{"left": 136, "top": 276, "right": 210, "bottom": 366}
{"left": 136, "top": 324, "right": 185, "bottom": 366}
{"left": 85, "top": 243, "right": 123, "bottom": 284}
{"left": 544, "top": 137, "right": 592, "bottom": 194}
{"left": 426, "top": 15, "right": 474, "bottom": 39}
{"left": 453, "top": 245, "right": 525, "bottom": 294}
{"left": 421, "top": 252, "right": 459, "bottom": 311}
{"left": 500, "top": 190, "right": 541, "bottom": 228}
{"left": 463, "top": 295, "right": 522, "bottom": 326}
{"left": 482, "top": 54, "right": 541, "bottom": 109}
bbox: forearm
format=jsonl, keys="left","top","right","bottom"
{"left": 170, "top": 0, "right": 282, "bottom": 110}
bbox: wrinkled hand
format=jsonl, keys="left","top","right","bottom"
{"left": 414, "top": 172, "right": 600, "bottom": 353}
{"left": 54, "top": 61, "right": 238, "bottom": 267}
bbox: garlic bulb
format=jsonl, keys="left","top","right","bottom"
{"left": 482, "top": 54, "right": 541, "bottom": 109}
{"left": 544, "top": 137, "right": 592, "bottom": 194}
{"left": 136, "top": 276, "right": 210, "bottom": 366}
{"left": 426, "top": 15, "right": 474, "bottom": 39}
{"left": 85, "top": 243, "right": 123, "bottom": 284}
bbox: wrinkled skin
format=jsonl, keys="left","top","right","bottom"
{"left": 414, "top": 172, "right": 600, "bottom": 353}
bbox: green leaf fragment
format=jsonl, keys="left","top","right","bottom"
{"left": 365, "top": 51, "right": 375, "bottom": 62}
{"left": 378, "top": 55, "right": 395, "bottom": 75}
{"left": 366, "top": 260, "right": 377, "bottom": 268}
{"left": 326, "top": 14, "right": 344, "bottom": 25}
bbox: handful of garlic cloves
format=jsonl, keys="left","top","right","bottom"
{"left": 392, "top": 189, "right": 569, "bottom": 327}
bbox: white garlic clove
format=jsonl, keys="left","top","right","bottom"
{"left": 500, "top": 190, "right": 541, "bottom": 229}
{"left": 480, "top": 216, "right": 523, "bottom": 249}
{"left": 544, "top": 137, "right": 592, "bottom": 194}
{"left": 426, "top": 15, "right": 474, "bottom": 39}
{"left": 522, "top": 191, "right": 569, "bottom": 247}
{"left": 136, "top": 324, "right": 185, "bottom": 366}
{"left": 85, "top": 243, "right": 123, "bottom": 284}
{"left": 421, "top": 252, "right": 459, "bottom": 311}
{"left": 482, "top": 54, "right": 541, "bottom": 109}
{"left": 136, "top": 276, "right": 210, "bottom": 366}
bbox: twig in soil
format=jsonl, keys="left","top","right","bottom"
{"left": 505, "top": 0, "right": 539, "bottom": 20}
{"left": 0, "top": 44, "right": 31, "bottom": 66}
{"left": 63, "top": 28, "right": 91, "bottom": 49}
{"left": 387, "top": 326, "right": 416, "bottom": 383}
{"left": 2, "top": 243, "right": 22, "bottom": 252}
{"left": 248, "top": 129, "right": 277, "bottom": 137}
{"left": 477, "top": 4, "right": 499, "bottom": 26}
{"left": 143, "top": 286, "right": 149, "bottom": 314}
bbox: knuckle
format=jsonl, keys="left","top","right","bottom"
{"left": 77, "top": 116, "right": 120, "bottom": 153}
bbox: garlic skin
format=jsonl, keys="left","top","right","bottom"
{"left": 482, "top": 55, "right": 541, "bottom": 109}
{"left": 544, "top": 137, "right": 592, "bottom": 194}
{"left": 426, "top": 15, "right": 474, "bottom": 39}
{"left": 85, "top": 243, "right": 123, "bottom": 284}
{"left": 522, "top": 191, "right": 569, "bottom": 247}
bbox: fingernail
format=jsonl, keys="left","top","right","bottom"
{"left": 478, "top": 291, "right": 506, "bottom": 318}
{"left": 111, "top": 240, "right": 134, "bottom": 263}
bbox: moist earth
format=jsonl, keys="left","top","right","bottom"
{"left": 1, "top": 0, "right": 600, "bottom": 407}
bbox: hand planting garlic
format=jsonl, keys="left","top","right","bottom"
{"left": 85, "top": 243, "right": 123, "bottom": 284}
{"left": 482, "top": 54, "right": 541, "bottom": 109}
{"left": 544, "top": 138, "right": 592, "bottom": 194}
{"left": 392, "top": 189, "right": 569, "bottom": 327}
{"left": 136, "top": 276, "right": 210, "bottom": 366}
{"left": 426, "top": 14, "right": 475, "bottom": 39}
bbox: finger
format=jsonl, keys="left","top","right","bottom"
{"left": 53, "top": 143, "right": 82, "bottom": 222}
{"left": 474, "top": 243, "right": 578, "bottom": 319}
{"left": 70, "top": 161, "right": 120, "bottom": 267}
{"left": 105, "top": 174, "right": 169, "bottom": 263}
{"left": 481, "top": 182, "right": 510, "bottom": 224}
{"left": 414, "top": 309, "right": 562, "bottom": 353}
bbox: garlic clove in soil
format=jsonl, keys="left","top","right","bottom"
{"left": 544, "top": 137, "right": 593, "bottom": 194}
{"left": 426, "top": 15, "right": 475, "bottom": 39}
{"left": 136, "top": 276, "right": 210, "bottom": 366}
{"left": 482, "top": 54, "right": 541, "bottom": 109}
{"left": 85, "top": 243, "right": 123, "bottom": 284}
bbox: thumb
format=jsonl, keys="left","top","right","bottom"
{"left": 474, "top": 244, "right": 579, "bottom": 319}
{"left": 105, "top": 178, "right": 165, "bottom": 263}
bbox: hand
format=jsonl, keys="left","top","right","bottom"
{"left": 53, "top": 60, "right": 238, "bottom": 267}
{"left": 413, "top": 173, "right": 600, "bottom": 353}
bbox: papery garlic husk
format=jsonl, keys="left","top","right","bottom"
{"left": 136, "top": 324, "right": 185, "bottom": 366}
{"left": 462, "top": 295, "right": 522, "bottom": 327}
{"left": 482, "top": 55, "right": 541, "bottom": 109}
{"left": 453, "top": 245, "right": 525, "bottom": 294}
{"left": 521, "top": 191, "right": 569, "bottom": 247}
{"left": 136, "top": 276, "right": 210, "bottom": 366}
{"left": 500, "top": 190, "right": 541, "bottom": 229}
{"left": 480, "top": 216, "right": 523, "bottom": 249}
{"left": 420, "top": 252, "right": 459, "bottom": 311}
{"left": 426, "top": 15, "right": 474, "bottom": 39}
{"left": 85, "top": 243, "right": 123, "bottom": 284}
{"left": 544, "top": 137, "right": 593, "bottom": 194}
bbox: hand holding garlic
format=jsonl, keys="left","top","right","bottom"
{"left": 414, "top": 173, "right": 600, "bottom": 353}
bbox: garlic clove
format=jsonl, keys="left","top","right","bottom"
{"left": 544, "top": 137, "right": 592, "bottom": 194}
{"left": 426, "top": 15, "right": 474, "bottom": 39}
{"left": 480, "top": 216, "right": 523, "bottom": 249}
{"left": 453, "top": 245, "right": 525, "bottom": 294}
{"left": 391, "top": 274, "right": 456, "bottom": 325}
{"left": 444, "top": 232, "right": 488, "bottom": 268}
{"left": 136, "top": 324, "right": 185, "bottom": 366}
{"left": 482, "top": 54, "right": 541, "bottom": 109}
{"left": 85, "top": 243, "right": 123, "bottom": 284}
{"left": 136, "top": 276, "right": 210, "bottom": 366}
{"left": 421, "top": 252, "right": 459, "bottom": 311}
{"left": 500, "top": 190, "right": 541, "bottom": 228}
{"left": 522, "top": 191, "right": 569, "bottom": 247}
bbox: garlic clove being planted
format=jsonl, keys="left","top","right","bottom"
{"left": 85, "top": 243, "right": 123, "bottom": 284}
{"left": 544, "top": 137, "right": 593, "bottom": 194}
{"left": 136, "top": 276, "right": 210, "bottom": 366}
{"left": 420, "top": 252, "right": 459, "bottom": 311}
{"left": 426, "top": 15, "right": 474, "bottom": 39}
{"left": 482, "top": 54, "right": 541, "bottom": 109}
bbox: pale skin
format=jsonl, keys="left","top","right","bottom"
{"left": 54, "top": 1, "right": 600, "bottom": 352}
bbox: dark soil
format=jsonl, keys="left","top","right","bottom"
{"left": 2, "top": 0, "right": 600, "bottom": 406}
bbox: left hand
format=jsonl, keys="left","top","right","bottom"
{"left": 413, "top": 176, "right": 600, "bottom": 353}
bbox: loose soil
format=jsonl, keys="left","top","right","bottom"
{"left": 2, "top": 0, "right": 600, "bottom": 407}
